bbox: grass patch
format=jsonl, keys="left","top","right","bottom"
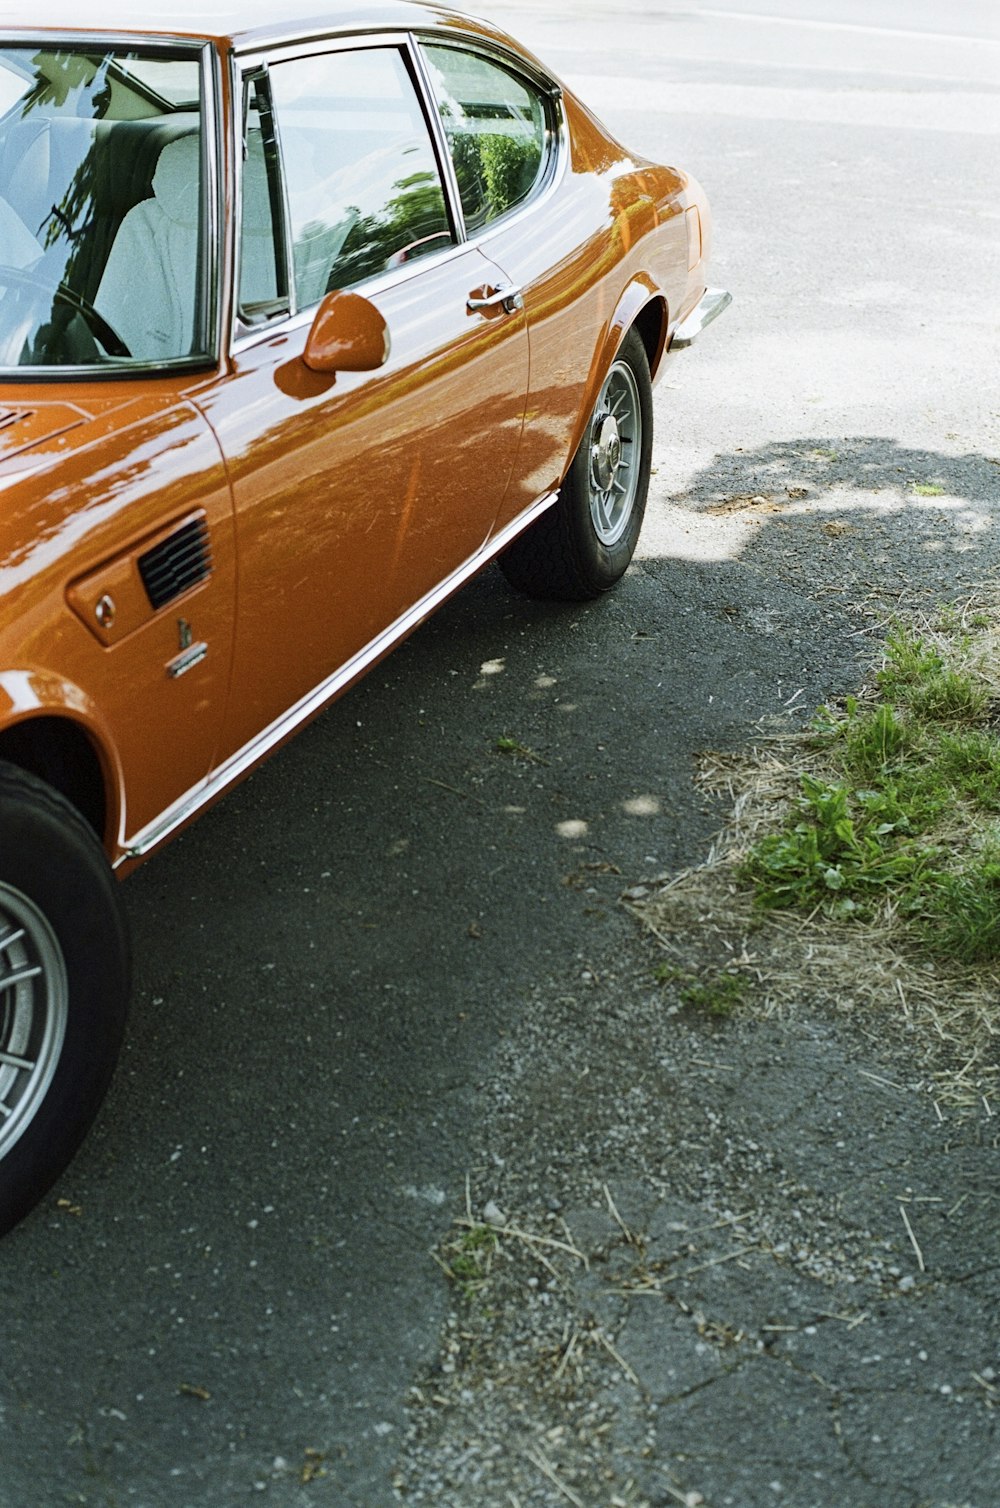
{"left": 912, "top": 844, "right": 1000, "bottom": 964}
{"left": 441, "top": 1222, "right": 500, "bottom": 1297}
{"left": 629, "top": 602, "right": 1000, "bottom": 1106}
{"left": 654, "top": 963, "right": 747, "bottom": 1016}
{"left": 680, "top": 972, "right": 747, "bottom": 1017}
{"left": 745, "top": 624, "right": 1000, "bottom": 955}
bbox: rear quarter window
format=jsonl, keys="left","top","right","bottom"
{"left": 421, "top": 44, "right": 550, "bottom": 234}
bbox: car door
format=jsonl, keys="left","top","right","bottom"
{"left": 197, "top": 41, "right": 529, "bottom": 760}
{"left": 418, "top": 40, "right": 615, "bottom": 534}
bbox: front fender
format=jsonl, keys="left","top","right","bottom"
{"left": 0, "top": 670, "right": 124, "bottom": 854}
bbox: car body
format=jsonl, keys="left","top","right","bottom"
{"left": 0, "top": 0, "right": 729, "bottom": 1234}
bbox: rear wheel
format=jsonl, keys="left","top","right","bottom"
{"left": 0, "top": 763, "right": 129, "bottom": 1237}
{"left": 500, "top": 328, "right": 653, "bottom": 600}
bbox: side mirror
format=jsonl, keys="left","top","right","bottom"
{"left": 302, "top": 290, "right": 390, "bottom": 374}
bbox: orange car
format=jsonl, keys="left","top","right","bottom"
{"left": 0, "top": 2, "right": 728, "bottom": 1234}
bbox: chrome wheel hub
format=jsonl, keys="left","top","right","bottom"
{"left": 0, "top": 883, "right": 68, "bottom": 1160}
{"left": 588, "top": 359, "right": 642, "bottom": 546}
{"left": 593, "top": 415, "right": 623, "bottom": 491}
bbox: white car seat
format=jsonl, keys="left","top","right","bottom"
{"left": 0, "top": 194, "right": 42, "bottom": 267}
{"left": 95, "top": 133, "right": 200, "bottom": 360}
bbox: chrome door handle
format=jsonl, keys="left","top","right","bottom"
{"left": 467, "top": 283, "right": 524, "bottom": 315}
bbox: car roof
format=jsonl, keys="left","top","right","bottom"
{"left": 0, "top": 0, "right": 503, "bottom": 51}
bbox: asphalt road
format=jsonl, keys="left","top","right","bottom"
{"left": 1, "top": 3, "right": 998, "bottom": 1505}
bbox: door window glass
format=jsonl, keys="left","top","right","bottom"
{"left": 268, "top": 47, "right": 455, "bottom": 306}
{"left": 422, "top": 46, "right": 547, "bottom": 234}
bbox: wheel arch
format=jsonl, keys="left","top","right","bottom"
{"left": 631, "top": 293, "right": 669, "bottom": 383}
{"left": 0, "top": 674, "right": 122, "bottom": 852}
{"left": 568, "top": 279, "right": 668, "bottom": 466}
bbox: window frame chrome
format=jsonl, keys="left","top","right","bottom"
{"left": 0, "top": 35, "right": 223, "bottom": 383}
{"left": 233, "top": 61, "right": 295, "bottom": 333}
{"left": 406, "top": 32, "right": 468, "bottom": 242}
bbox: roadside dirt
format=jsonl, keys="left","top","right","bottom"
{"left": 392, "top": 462, "right": 1000, "bottom": 1508}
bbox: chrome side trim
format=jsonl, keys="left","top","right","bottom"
{"left": 0, "top": 29, "right": 203, "bottom": 49}
{"left": 671, "top": 288, "right": 732, "bottom": 349}
{"left": 233, "top": 27, "right": 411, "bottom": 62}
{"left": 119, "top": 490, "right": 559, "bottom": 862}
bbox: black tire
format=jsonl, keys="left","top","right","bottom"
{"left": 0, "top": 762, "right": 130, "bottom": 1237}
{"left": 499, "top": 328, "right": 654, "bottom": 601}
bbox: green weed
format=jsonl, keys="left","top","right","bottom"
{"left": 495, "top": 735, "right": 547, "bottom": 764}
{"left": 679, "top": 972, "right": 747, "bottom": 1017}
{"left": 447, "top": 1224, "right": 499, "bottom": 1291}
{"left": 875, "top": 628, "right": 985, "bottom": 723}
{"left": 745, "top": 773, "right": 936, "bottom": 915}
{"left": 654, "top": 962, "right": 747, "bottom": 1017}
{"left": 876, "top": 626, "right": 944, "bottom": 696}
{"left": 912, "top": 843, "right": 1000, "bottom": 964}
{"left": 904, "top": 669, "right": 987, "bottom": 725}
{"left": 839, "top": 700, "right": 912, "bottom": 778}
{"left": 936, "top": 729, "right": 1000, "bottom": 807}
{"left": 745, "top": 623, "right": 1000, "bottom": 961}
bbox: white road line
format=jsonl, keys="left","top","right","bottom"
{"left": 568, "top": 76, "right": 1000, "bottom": 134}
{"left": 697, "top": 8, "right": 1000, "bottom": 47}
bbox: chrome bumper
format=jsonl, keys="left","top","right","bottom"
{"left": 671, "top": 287, "right": 732, "bottom": 349}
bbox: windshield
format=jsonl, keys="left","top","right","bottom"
{"left": 0, "top": 45, "right": 212, "bottom": 373}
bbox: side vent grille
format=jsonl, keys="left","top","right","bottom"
{"left": 138, "top": 515, "right": 211, "bottom": 610}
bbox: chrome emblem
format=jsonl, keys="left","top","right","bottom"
{"left": 167, "top": 617, "right": 207, "bottom": 679}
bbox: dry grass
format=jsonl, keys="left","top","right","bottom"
{"left": 629, "top": 601, "right": 1000, "bottom": 1109}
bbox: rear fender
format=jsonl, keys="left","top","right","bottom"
{"left": 568, "top": 278, "right": 667, "bottom": 462}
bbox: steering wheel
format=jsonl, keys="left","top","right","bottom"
{"left": 0, "top": 264, "right": 132, "bottom": 358}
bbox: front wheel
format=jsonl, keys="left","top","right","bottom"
{"left": 499, "top": 328, "right": 653, "bottom": 601}
{"left": 0, "top": 763, "right": 129, "bottom": 1238}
